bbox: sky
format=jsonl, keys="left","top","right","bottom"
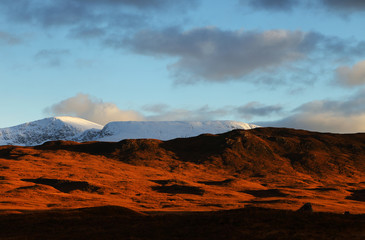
{"left": 1, "top": 0, "right": 365, "bottom": 133}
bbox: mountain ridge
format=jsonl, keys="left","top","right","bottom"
{"left": 0, "top": 116, "right": 258, "bottom": 146}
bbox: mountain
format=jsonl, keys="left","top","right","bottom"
{"left": 0, "top": 116, "right": 103, "bottom": 146}
{"left": 96, "top": 120, "right": 258, "bottom": 141}
{"left": 0, "top": 117, "right": 258, "bottom": 146}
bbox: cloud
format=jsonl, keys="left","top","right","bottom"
{"left": 45, "top": 93, "right": 144, "bottom": 125}
{"left": 261, "top": 89, "right": 365, "bottom": 133}
{"left": 0, "top": 0, "right": 94, "bottom": 28}
{"left": 35, "top": 49, "right": 71, "bottom": 67}
{"left": 320, "top": 0, "right": 365, "bottom": 12}
{"left": 121, "top": 27, "right": 324, "bottom": 84}
{"left": 235, "top": 102, "right": 283, "bottom": 120}
{"left": 144, "top": 105, "right": 230, "bottom": 121}
{"left": 46, "top": 92, "right": 365, "bottom": 133}
{"left": 142, "top": 104, "right": 170, "bottom": 114}
{"left": 0, "top": 31, "right": 22, "bottom": 45}
{"left": 336, "top": 60, "right": 365, "bottom": 86}
{"left": 75, "top": 0, "right": 198, "bottom": 10}
{"left": 46, "top": 94, "right": 282, "bottom": 124}
{"left": 120, "top": 26, "right": 365, "bottom": 85}
{"left": 143, "top": 103, "right": 283, "bottom": 121}
{"left": 243, "top": 0, "right": 299, "bottom": 11}
{"left": 0, "top": 0, "right": 197, "bottom": 29}
{"left": 240, "top": 0, "right": 365, "bottom": 14}
{"left": 68, "top": 26, "right": 107, "bottom": 40}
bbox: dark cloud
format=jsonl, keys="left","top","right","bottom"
{"left": 0, "top": 0, "right": 93, "bottom": 27}
{"left": 0, "top": 0, "right": 197, "bottom": 28}
{"left": 75, "top": 0, "right": 198, "bottom": 10}
{"left": 235, "top": 102, "right": 283, "bottom": 120}
{"left": 241, "top": 0, "right": 365, "bottom": 14}
{"left": 35, "top": 49, "right": 70, "bottom": 67}
{"left": 321, "top": 0, "right": 365, "bottom": 12}
{"left": 261, "top": 89, "right": 365, "bottom": 133}
{"left": 0, "top": 31, "right": 22, "bottom": 45}
{"left": 243, "top": 0, "right": 299, "bottom": 11}
{"left": 122, "top": 27, "right": 323, "bottom": 83}
{"left": 143, "top": 103, "right": 283, "bottom": 121}
{"left": 68, "top": 26, "right": 107, "bottom": 40}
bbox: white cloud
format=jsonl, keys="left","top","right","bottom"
{"left": 45, "top": 93, "right": 144, "bottom": 125}
{"left": 336, "top": 60, "right": 365, "bottom": 86}
{"left": 45, "top": 94, "right": 283, "bottom": 124}
{"left": 262, "top": 89, "right": 365, "bottom": 133}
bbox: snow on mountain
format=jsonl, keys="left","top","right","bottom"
{"left": 0, "top": 116, "right": 103, "bottom": 146}
{"left": 0, "top": 117, "right": 258, "bottom": 146}
{"left": 95, "top": 121, "right": 258, "bottom": 142}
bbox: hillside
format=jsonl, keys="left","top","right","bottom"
{"left": 1, "top": 127, "right": 364, "bottom": 214}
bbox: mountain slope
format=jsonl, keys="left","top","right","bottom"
{"left": 96, "top": 120, "right": 258, "bottom": 141}
{"left": 0, "top": 116, "right": 103, "bottom": 146}
{"left": 0, "top": 117, "right": 258, "bottom": 146}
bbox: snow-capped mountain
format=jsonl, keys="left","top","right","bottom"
{"left": 96, "top": 121, "right": 258, "bottom": 141}
{"left": 0, "top": 117, "right": 258, "bottom": 146}
{"left": 0, "top": 116, "right": 103, "bottom": 146}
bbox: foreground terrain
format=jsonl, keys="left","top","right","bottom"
{"left": 0, "top": 127, "right": 364, "bottom": 238}
{"left": 1, "top": 206, "right": 364, "bottom": 240}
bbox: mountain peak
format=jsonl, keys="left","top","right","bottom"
{"left": 0, "top": 116, "right": 103, "bottom": 146}
{"left": 52, "top": 116, "right": 103, "bottom": 130}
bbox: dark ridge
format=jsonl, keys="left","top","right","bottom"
{"left": 242, "top": 189, "right": 288, "bottom": 198}
{"left": 21, "top": 178, "right": 101, "bottom": 193}
{"left": 306, "top": 187, "right": 338, "bottom": 192}
{"left": 297, "top": 203, "right": 313, "bottom": 213}
{"left": 151, "top": 185, "right": 205, "bottom": 195}
{"left": 198, "top": 178, "right": 235, "bottom": 186}
{"left": 346, "top": 190, "right": 365, "bottom": 202}
{"left": 4, "top": 127, "right": 365, "bottom": 180}
{"left": 244, "top": 199, "right": 296, "bottom": 204}
{"left": 0, "top": 206, "right": 364, "bottom": 240}
{"left": 150, "top": 179, "right": 181, "bottom": 185}
{"left": 35, "top": 140, "right": 120, "bottom": 156}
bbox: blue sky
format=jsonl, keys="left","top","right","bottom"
{"left": 1, "top": 0, "right": 365, "bottom": 133}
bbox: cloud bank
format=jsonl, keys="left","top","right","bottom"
{"left": 0, "top": 0, "right": 197, "bottom": 29}
{"left": 45, "top": 94, "right": 283, "bottom": 124}
{"left": 45, "top": 93, "right": 144, "bottom": 125}
{"left": 122, "top": 27, "right": 323, "bottom": 83}
{"left": 244, "top": 0, "right": 299, "bottom": 11}
{"left": 241, "top": 0, "right": 365, "bottom": 13}
{"left": 262, "top": 90, "right": 365, "bottom": 133}
{"left": 46, "top": 93, "right": 365, "bottom": 133}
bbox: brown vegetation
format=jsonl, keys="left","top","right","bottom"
{"left": 0, "top": 127, "right": 364, "bottom": 238}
